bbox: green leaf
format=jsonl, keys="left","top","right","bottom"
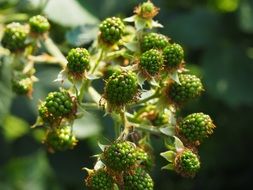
{"left": 73, "top": 112, "right": 101, "bottom": 139}
{"left": 0, "top": 56, "right": 13, "bottom": 125}
{"left": 3, "top": 115, "right": 29, "bottom": 142}
{"left": 161, "top": 163, "right": 174, "bottom": 170}
{"left": 66, "top": 24, "right": 98, "bottom": 46}
{"left": 43, "top": 0, "right": 99, "bottom": 27}
{"left": 238, "top": 0, "right": 253, "bottom": 33}
{"left": 160, "top": 150, "right": 176, "bottom": 162}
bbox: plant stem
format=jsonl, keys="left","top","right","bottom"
{"left": 129, "top": 90, "right": 159, "bottom": 108}
{"left": 91, "top": 49, "right": 104, "bottom": 74}
{"left": 87, "top": 86, "right": 101, "bottom": 104}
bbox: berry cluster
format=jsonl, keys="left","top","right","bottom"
{"left": 0, "top": 0, "right": 217, "bottom": 188}
{"left": 86, "top": 141, "right": 153, "bottom": 190}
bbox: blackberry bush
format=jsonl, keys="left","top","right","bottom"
{"left": 0, "top": 0, "right": 217, "bottom": 189}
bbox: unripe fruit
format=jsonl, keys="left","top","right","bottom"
{"left": 1, "top": 22, "right": 28, "bottom": 51}
{"left": 124, "top": 167, "right": 154, "bottom": 190}
{"left": 44, "top": 91, "right": 75, "bottom": 118}
{"left": 29, "top": 15, "right": 50, "bottom": 33}
{"left": 85, "top": 169, "right": 115, "bottom": 190}
{"left": 174, "top": 149, "right": 200, "bottom": 177}
{"left": 167, "top": 74, "right": 204, "bottom": 104}
{"left": 178, "top": 113, "right": 215, "bottom": 143}
{"left": 141, "top": 32, "right": 169, "bottom": 52}
{"left": 134, "top": 1, "right": 159, "bottom": 19}
{"left": 140, "top": 49, "right": 164, "bottom": 77}
{"left": 163, "top": 43, "right": 184, "bottom": 69}
{"left": 12, "top": 77, "right": 32, "bottom": 95}
{"left": 104, "top": 71, "right": 138, "bottom": 106}
{"left": 66, "top": 48, "right": 90, "bottom": 76}
{"left": 99, "top": 17, "right": 125, "bottom": 44}
{"left": 45, "top": 125, "right": 77, "bottom": 151}
{"left": 101, "top": 141, "right": 142, "bottom": 171}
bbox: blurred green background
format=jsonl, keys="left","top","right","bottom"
{"left": 0, "top": 0, "right": 253, "bottom": 189}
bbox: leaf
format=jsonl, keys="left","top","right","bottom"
{"left": 160, "top": 125, "right": 175, "bottom": 137}
{"left": 0, "top": 56, "right": 13, "bottom": 125}
{"left": 238, "top": 0, "right": 253, "bottom": 33}
{"left": 160, "top": 150, "right": 176, "bottom": 162}
{"left": 73, "top": 112, "right": 101, "bottom": 139}
{"left": 124, "top": 41, "right": 140, "bottom": 52}
{"left": 66, "top": 24, "right": 98, "bottom": 46}
{"left": 161, "top": 163, "right": 174, "bottom": 170}
{"left": 174, "top": 136, "right": 184, "bottom": 152}
{"left": 43, "top": 0, "right": 99, "bottom": 27}
{"left": 169, "top": 71, "right": 180, "bottom": 84}
{"left": 2, "top": 115, "right": 29, "bottom": 142}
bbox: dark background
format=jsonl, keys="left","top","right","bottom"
{"left": 0, "top": 0, "right": 253, "bottom": 189}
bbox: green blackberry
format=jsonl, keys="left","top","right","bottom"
{"left": 141, "top": 33, "right": 169, "bottom": 52}
{"left": 45, "top": 125, "right": 77, "bottom": 151}
{"left": 29, "top": 15, "right": 50, "bottom": 33}
{"left": 174, "top": 149, "right": 200, "bottom": 177}
{"left": 85, "top": 169, "right": 115, "bottom": 190}
{"left": 124, "top": 167, "right": 154, "bottom": 190}
{"left": 178, "top": 113, "right": 215, "bottom": 143}
{"left": 167, "top": 74, "right": 204, "bottom": 104}
{"left": 66, "top": 48, "right": 90, "bottom": 76}
{"left": 104, "top": 71, "right": 138, "bottom": 107}
{"left": 139, "top": 49, "right": 164, "bottom": 77}
{"left": 99, "top": 17, "right": 125, "bottom": 44}
{"left": 163, "top": 43, "right": 184, "bottom": 69}
{"left": 134, "top": 1, "right": 159, "bottom": 19}
{"left": 101, "top": 141, "right": 141, "bottom": 171}
{"left": 44, "top": 91, "right": 75, "bottom": 118}
{"left": 1, "top": 22, "right": 28, "bottom": 51}
{"left": 12, "top": 77, "right": 32, "bottom": 95}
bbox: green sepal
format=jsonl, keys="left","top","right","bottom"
{"left": 160, "top": 150, "right": 176, "bottom": 162}
{"left": 161, "top": 163, "right": 174, "bottom": 171}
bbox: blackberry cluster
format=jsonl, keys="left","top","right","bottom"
{"left": 66, "top": 48, "right": 90, "bottom": 76}
{"left": 124, "top": 167, "right": 154, "bottom": 190}
{"left": 29, "top": 15, "right": 50, "bottom": 34}
{"left": 167, "top": 74, "right": 204, "bottom": 104}
{"left": 174, "top": 149, "right": 200, "bottom": 177}
{"left": 140, "top": 49, "right": 164, "bottom": 77}
{"left": 141, "top": 32, "right": 169, "bottom": 52}
{"left": 1, "top": 22, "right": 28, "bottom": 51}
{"left": 99, "top": 17, "right": 125, "bottom": 45}
{"left": 85, "top": 169, "right": 115, "bottom": 190}
{"left": 178, "top": 113, "right": 216, "bottom": 143}
{"left": 104, "top": 71, "right": 138, "bottom": 107}
{"left": 45, "top": 125, "right": 77, "bottom": 151}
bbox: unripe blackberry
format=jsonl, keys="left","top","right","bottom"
{"left": 163, "top": 43, "right": 184, "bottom": 69}
{"left": 1, "top": 22, "right": 28, "bottom": 51}
{"left": 141, "top": 33, "right": 169, "bottom": 52}
{"left": 66, "top": 48, "right": 90, "bottom": 76}
{"left": 99, "top": 17, "right": 125, "bottom": 44}
{"left": 140, "top": 49, "right": 164, "bottom": 77}
{"left": 167, "top": 74, "right": 204, "bottom": 104}
{"left": 101, "top": 141, "right": 140, "bottom": 171}
{"left": 103, "top": 65, "right": 121, "bottom": 79}
{"left": 44, "top": 91, "right": 75, "bottom": 118}
{"left": 124, "top": 167, "right": 154, "bottom": 190}
{"left": 12, "top": 77, "right": 32, "bottom": 95}
{"left": 178, "top": 113, "right": 215, "bottom": 143}
{"left": 38, "top": 102, "right": 51, "bottom": 121}
{"left": 29, "top": 15, "right": 50, "bottom": 33}
{"left": 104, "top": 71, "right": 138, "bottom": 107}
{"left": 174, "top": 149, "right": 200, "bottom": 177}
{"left": 86, "top": 169, "right": 115, "bottom": 190}
{"left": 45, "top": 125, "right": 77, "bottom": 151}
{"left": 134, "top": 1, "right": 159, "bottom": 19}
